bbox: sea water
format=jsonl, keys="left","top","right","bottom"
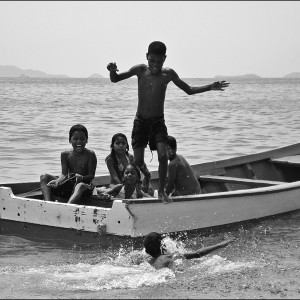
{"left": 0, "top": 77, "right": 300, "bottom": 298}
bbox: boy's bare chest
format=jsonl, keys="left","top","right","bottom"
{"left": 139, "top": 73, "right": 169, "bottom": 90}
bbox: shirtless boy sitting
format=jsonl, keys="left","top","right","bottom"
{"left": 40, "top": 124, "right": 97, "bottom": 204}
{"left": 165, "top": 135, "right": 201, "bottom": 196}
{"left": 144, "top": 232, "right": 236, "bottom": 270}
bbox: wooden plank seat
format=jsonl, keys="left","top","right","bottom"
{"left": 271, "top": 156, "right": 300, "bottom": 167}
{"left": 199, "top": 175, "right": 286, "bottom": 187}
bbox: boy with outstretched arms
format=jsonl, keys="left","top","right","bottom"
{"left": 107, "top": 41, "right": 229, "bottom": 204}
{"left": 165, "top": 135, "right": 201, "bottom": 196}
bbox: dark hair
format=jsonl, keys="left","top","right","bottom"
{"left": 69, "top": 124, "right": 88, "bottom": 142}
{"left": 167, "top": 135, "right": 177, "bottom": 151}
{"left": 110, "top": 133, "right": 129, "bottom": 152}
{"left": 123, "top": 162, "right": 141, "bottom": 183}
{"left": 148, "top": 41, "right": 167, "bottom": 56}
{"left": 143, "top": 232, "right": 163, "bottom": 258}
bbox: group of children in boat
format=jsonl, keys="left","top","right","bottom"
{"left": 40, "top": 40, "right": 229, "bottom": 205}
{"left": 39, "top": 40, "right": 233, "bottom": 268}
{"left": 39, "top": 125, "right": 201, "bottom": 204}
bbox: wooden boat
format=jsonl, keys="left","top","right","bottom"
{"left": 1, "top": 143, "right": 300, "bottom": 244}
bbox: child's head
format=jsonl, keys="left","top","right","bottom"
{"left": 167, "top": 135, "right": 177, "bottom": 151}
{"left": 147, "top": 41, "right": 167, "bottom": 56}
{"left": 146, "top": 41, "right": 167, "bottom": 75}
{"left": 144, "top": 232, "right": 164, "bottom": 258}
{"left": 123, "top": 163, "right": 141, "bottom": 185}
{"left": 69, "top": 124, "right": 88, "bottom": 153}
{"left": 167, "top": 136, "right": 177, "bottom": 160}
{"left": 110, "top": 133, "right": 129, "bottom": 154}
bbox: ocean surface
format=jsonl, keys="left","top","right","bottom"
{"left": 0, "top": 77, "right": 300, "bottom": 299}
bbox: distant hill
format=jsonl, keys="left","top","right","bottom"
{"left": 88, "top": 73, "right": 104, "bottom": 78}
{"left": 0, "top": 65, "right": 69, "bottom": 78}
{"left": 214, "top": 74, "right": 261, "bottom": 79}
{"left": 283, "top": 72, "right": 300, "bottom": 78}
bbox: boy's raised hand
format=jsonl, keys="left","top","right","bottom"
{"left": 107, "top": 62, "right": 119, "bottom": 72}
{"left": 211, "top": 80, "right": 230, "bottom": 91}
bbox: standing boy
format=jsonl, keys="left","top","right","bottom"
{"left": 107, "top": 41, "right": 229, "bottom": 204}
{"left": 165, "top": 135, "right": 201, "bottom": 196}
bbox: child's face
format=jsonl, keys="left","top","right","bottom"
{"left": 113, "top": 136, "right": 128, "bottom": 154}
{"left": 167, "top": 145, "right": 175, "bottom": 160}
{"left": 70, "top": 130, "right": 87, "bottom": 153}
{"left": 124, "top": 165, "right": 139, "bottom": 185}
{"left": 146, "top": 53, "right": 166, "bottom": 74}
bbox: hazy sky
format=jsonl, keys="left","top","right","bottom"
{"left": 1, "top": 1, "right": 300, "bottom": 78}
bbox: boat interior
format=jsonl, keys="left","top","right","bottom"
{"left": 3, "top": 154, "right": 300, "bottom": 208}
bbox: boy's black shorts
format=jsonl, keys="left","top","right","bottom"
{"left": 131, "top": 114, "right": 168, "bottom": 151}
{"left": 52, "top": 179, "right": 93, "bottom": 200}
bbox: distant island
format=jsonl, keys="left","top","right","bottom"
{"left": 88, "top": 73, "right": 104, "bottom": 78}
{"left": 214, "top": 74, "right": 261, "bottom": 79}
{"left": 0, "top": 65, "right": 104, "bottom": 79}
{"left": 214, "top": 73, "right": 300, "bottom": 79}
{"left": 1, "top": 65, "right": 299, "bottom": 79}
{"left": 283, "top": 72, "right": 300, "bottom": 78}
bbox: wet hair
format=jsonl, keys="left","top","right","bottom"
{"left": 167, "top": 135, "right": 177, "bottom": 151}
{"left": 69, "top": 124, "right": 88, "bottom": 142}
{"left": 148, "top": 41, "right": 167, "bottom": 56}
{"left": 143, "top": 232, "right": 163, "bottom": 258}
{"left": 123, "top": 162, "right": 141, "bottom": 183}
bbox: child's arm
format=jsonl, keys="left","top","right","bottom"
{"left": 47, "top": 152, "right": 68, "bottom": 187}
{"left": 107, "top": 63, "right": 145, "bottom": 83}
{"left": 183, "top": 238, "right": 236, "bottom": 260}
{"left": 106, "top": 156, "right": 122, "bottom": 185}
{"left": 170, "top": 69, "right": 230, "bottom": 95}
{"left": 165, "top": 162, "right": 177, "bottom": 196}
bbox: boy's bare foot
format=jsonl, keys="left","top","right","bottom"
{"left": 158, "top": 191, "right": 173, "bottom": 204}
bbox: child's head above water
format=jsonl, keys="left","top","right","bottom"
{"left": 143, "top": 232, "right": 164, "bottom": 258}
{"left": 69, "top": 124, "right": 88, "bottom": 142}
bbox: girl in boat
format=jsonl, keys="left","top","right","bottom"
{"left": 100, "top": 163, "right": 153, "bottom": 199}
{"left": 105, "top": 133, "right": 134, "bottom": 187}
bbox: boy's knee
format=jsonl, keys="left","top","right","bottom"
{"left": 40, "top": 173, "right": 50, "bottom": 182}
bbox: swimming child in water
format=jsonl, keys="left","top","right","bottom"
{"left": 102, "top": 162, "right": 153, "bottom": 199}
{"left": 40, "top": 124, "right": 97, "bottom": 204}
{"left": 143, "top": 232, "right": 236, "bottom": 270}
{"left": 105, "top": 133, "right": 134, "bottom": 187}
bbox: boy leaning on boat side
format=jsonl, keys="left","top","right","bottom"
{"left": 165, "top": 135, "right": 202, "bottom": 196}
{"left": 107, "top": 41, "right": 230, "bottom": 204}
{"left": 40, "top": 124, "right": 97, "bottom": 204}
